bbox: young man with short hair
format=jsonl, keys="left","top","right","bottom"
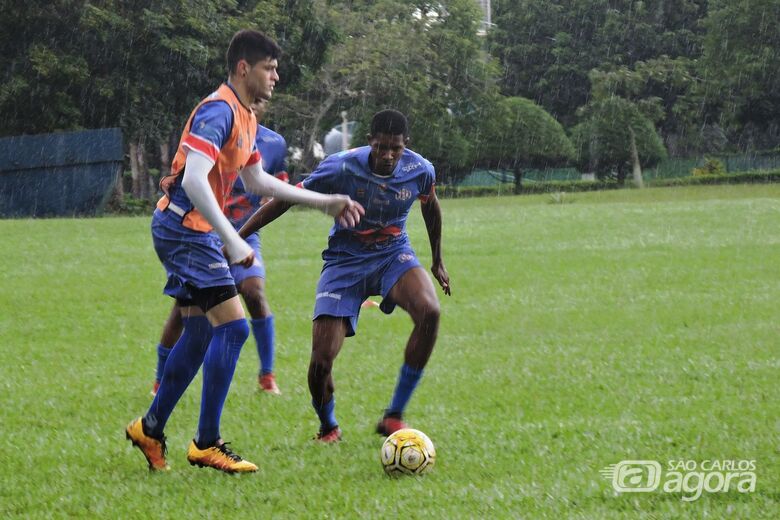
{"left": 125, "top": 29, "right": 363, "bottom": 473}
{"left": 238, "top": 109, "right": 450, "bottom": 442}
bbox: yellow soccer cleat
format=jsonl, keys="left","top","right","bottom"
{"left": 186, "top": 440, "right": 258, "bottom": 473}
{"left": 125, "top": 417, "right": 170, "bottom": 471}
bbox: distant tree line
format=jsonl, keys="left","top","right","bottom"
{"left": 1, "top": 0, "right": 777, "bottom": 195}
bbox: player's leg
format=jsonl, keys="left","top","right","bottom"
{"left": 309, "top": 316, "right": 348, "bottom": 441}
{"left": 151, "top": 303, "right": 184, "bottom": 396}
{"left": 307, "top": 258, "right": 365, "bottom": 441}
{"left": 129, "top": 302, "right": 212, "bottom": 471}
{"left": 233, "top": 233, "right": 279, "bottom": 393}
{"left": 378, "top": 266, "right": 440, "bottom": 435}
{"left": 239, "top": 276, "right": 280, "bottom": 394}
{"left": 186, "top": 291, "right": 257, "bottom": 472}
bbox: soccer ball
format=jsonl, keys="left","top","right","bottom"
{"left": 380, "top": 428, "right": 436, "bottom": 476}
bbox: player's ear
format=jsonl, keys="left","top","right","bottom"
{"left": 366, "top": 133, "right": 372, "bottom": 144}
{"left": 404, "top": 136, "right": 410, "bottom": 145}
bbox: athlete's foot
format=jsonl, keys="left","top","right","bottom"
{"left": 376, "top": 414, "right": 407, "bottom": 436}
{"left": 258, "top": 373, "right": 281, "bottom": 395}
{"left": 150, "top": 380, "right": 160, "bottom": 397}
{"left": 125, "top": 417, "right": 169, "bottom": 471}
{"left": 186, "top": 440, "right": 258, "bottom": 473}
{"left": 314, "top": 426, "right": 342, "bottom": 443}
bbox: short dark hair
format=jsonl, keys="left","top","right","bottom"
{"left": 226, "top": 30, "right": 282, "bottom": 75}
{"left": 370, "top": 109, "right": 409, "bottom": 138}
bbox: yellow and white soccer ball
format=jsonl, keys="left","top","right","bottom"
{"left": 380, "top": 428, "right": 436, "bottom": 476}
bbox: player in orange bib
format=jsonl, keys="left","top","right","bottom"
{"left": 125, "top": 29, "right": 363, "bottom": 474}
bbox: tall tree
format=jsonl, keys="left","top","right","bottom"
{"left": 571, "top": 96, "right": 666, "bottom": 184}
{"left": 488, "top": 0, "right": 707, "bottom": 126}
{"left": 700, "top": 0, "right": 780, "bottom": 149}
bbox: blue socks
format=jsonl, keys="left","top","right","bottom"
{"left": 312, "top": 397, "right": 338, "bottom": 431}
{"left": 146, "top": 316, "right": 212, "bottom": 438}
{"left": 155, "top": 343, "right": 171, "bottom": 382}
{"left": 386, "top": 364, "right": 424, "bottom": 416}
{"left": 196, "top": 319, "right": 250, "bottom": 447}
{"left": 251, "top": 315, "right": 275, "bottom": 375}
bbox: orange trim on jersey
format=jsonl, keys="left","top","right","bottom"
{"left": 353, "top": 225, "right": 403, "bottom": 244}
{"left": 157, "top": 84, "right": 258, "bottom": 232}
{"left": 418, "top": 184, "right": 435, "bottom": 203}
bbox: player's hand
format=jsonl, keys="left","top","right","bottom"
{"left": 326, "top": 195, "right": 364, "bottom": 228}
{"left": 224, "top": 238, "right": 255, "bottom": 268}
{"left": 431, "top": 261, "right": 451, "bottom": 296}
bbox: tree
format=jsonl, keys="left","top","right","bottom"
{"left": 476, "top": 96, "right": 574, "bottom": 193}
{"left": 571, "top": 97, "right": 666, "bottom": 184}
{"left": 700, "top": 0, "right": 780, "bottom": 149}
{"left": 488, "top": 0, "right": 707, "bottom": 127}
{"left": 272, "top": 0, "right": 496, "bottom": 180}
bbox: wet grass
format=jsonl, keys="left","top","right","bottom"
{"left": 1, "top": 184, "right": 778, "bottom": 518}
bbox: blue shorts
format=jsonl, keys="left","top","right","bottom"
{"left": 229, "top": 232, "right": 266, "bottom": 285}
{"left": 151, "top": 208, "right": 236, "bottom": 300}
{"left": 313, "top": 241, "right": 421, "bottom": 337}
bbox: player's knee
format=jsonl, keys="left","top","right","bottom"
{"left": 309, "top": 356, "right": 333, "bottom": 381}
{"left": 411, "top": 296, "right": 440, "bottom": 329}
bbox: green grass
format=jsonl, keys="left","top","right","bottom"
{"left": 1, "top": 184, "right": 778, "bottom": 518}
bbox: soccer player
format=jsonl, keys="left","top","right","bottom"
{"left": 151, "top": 98, "right": 287, "bottom": 398}
{"left": 237, "top": 109, "right": 450, "bottom": 442}
{"left": 125, "top": 29, "right": 364, "bottom": 473}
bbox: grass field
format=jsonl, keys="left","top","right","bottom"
{"left": 1, "top": 184, "right": 778, "bottom": 518}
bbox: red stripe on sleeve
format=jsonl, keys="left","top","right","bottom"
{"left": 246, "top": 150, "right": 262, "bottom": 167}
{"left": 182, "top": 135, "right": 220, "bottom": 162}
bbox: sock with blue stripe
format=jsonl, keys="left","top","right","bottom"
{"left": 386, "top": 364, "right": 424, "bottom": 417}
{"left": 312, "top": 397, "right": 338, "bottom": 432}
{"left": 196, "top": 319, "right": 250, "bottom": 447}
{"left": 145, "top": 316, "right": 212, "bottom": 438}
{"left": 251, "top": 315, "right": 275, "bottom": 375}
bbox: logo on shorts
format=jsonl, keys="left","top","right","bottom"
{"left": 208, "top": 261, "right": 229, "bottom": 270}
{"left": 397, "top": 253, "right": 414, "bottom": 263}
{"left": 316, "top": 291, "right": 342, "bottom": 301}
{"left": 395, "top": 188, "right": 412, "bottom": 201}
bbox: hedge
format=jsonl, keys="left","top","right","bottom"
{"left": 438, "top": 169, "right": 780, "bottom": 198}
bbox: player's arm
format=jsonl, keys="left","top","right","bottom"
{"left": 237, "top": 197, "right": 294, "bottom": 239}
{"left": 420, "top": 190, "right": 451, "bottom": 296}
{"left": 181, "top": 152, "right": 254, "bottom": 267}
{"left": 238, "top": 164, "right": 363, "bottom": 228}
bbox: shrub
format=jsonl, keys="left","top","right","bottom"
{"left": 692, "top": 158, "right": 726, "bottom": 176}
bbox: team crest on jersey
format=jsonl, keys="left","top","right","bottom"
{"left": 395, "top": 188, "right": 412, "bottom": 201}
{"left": 397, "top": 253, "right": 414, "bottom": 263}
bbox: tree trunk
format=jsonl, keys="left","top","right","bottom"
{"left": 628, "top": 126, "right": 644, "bottom": 189}
{"left": 616, "top": 166, "right": 627, "bottom": 186}
{"left": 110, "top": 163, "right": 125, "bottom": 208}
{"left": 136, "top": 140, "right": 150, "bottom": 199}
{"left": 302, "top": 90, "right": 337, "bottom": 171}
{"left": 513, "top": 165, "right": 523, "bottom": 194}
{"left": 158, "top": 138, "right": 171, "bottom": 196}
{"left": 129, "top": 141, "right": 141, "bottom": 198}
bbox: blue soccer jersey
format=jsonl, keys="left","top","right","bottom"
{"left": 302, "top": 146, "right": 435, "bottom": 254}
{"left": 225, "top": 125, "right": 288, "bottom": 229}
